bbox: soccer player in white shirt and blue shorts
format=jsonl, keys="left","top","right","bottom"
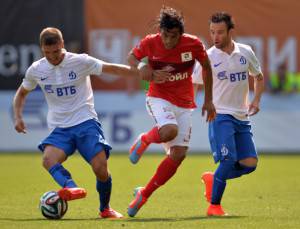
{"left": 192, "top": 13, "right": 264, "bottom": 216}
{"left": 13, "top": 27, "right": 141, "bottom": 218}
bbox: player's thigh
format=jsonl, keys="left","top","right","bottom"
{"left": 163, "top": 108, "right": 192, "bottom": 154}
{"left": 74, "top": 119, "right": 112, "bottom": 163}
{"left": 39, "top": 127, "right": 76, "bottom": 158}
{"left": 146, "top": 96, "right": 177, "bottom": 127}
{"left": 235, "top": 129, "right": 257, "bottom": 161}
{"left": 209, "top": 114, "right": 237, "bottom": 162}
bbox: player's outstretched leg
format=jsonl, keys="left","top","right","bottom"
{"left": 48, "top": 163, "right": 87, "bottom": 201}
{"left": 127, "top": 187, "right": 148, "bottom": 217}
{"left": 129, "top": 133, "right": 149, "bottom": 164}
{"left": 201, "top": 171, "right": 214, "bottom": 203}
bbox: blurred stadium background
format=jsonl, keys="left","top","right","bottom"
{"left": 0, "top": 0, "right": 300, "bottom": 154}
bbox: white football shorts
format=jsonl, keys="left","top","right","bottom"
{"left": 145, "top": 96, "right": 193, "bottom": 153}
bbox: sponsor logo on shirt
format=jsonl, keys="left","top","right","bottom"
{"left": 69, "top": 71, "right": 77, "bottom": 80}
{"left": 213, "top": 62, "right": 222, "bottom": 67}
{"left": 240, "top": 56, "right": 247, "bottom": 65}
{"left": 41, "top": 76, "right": 48, "bottom": 81}
{"left": 168, "top": 72, "right": 189, "bottom": 81}
{"left": 217, "top": 71, "right": 228, "bottom": 80}
{"left": 181, "top": 52, "right": 192, "bottom": 62}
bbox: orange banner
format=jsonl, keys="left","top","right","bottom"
{"left": 85, "top": 0, "right": 300, "bottom": 90}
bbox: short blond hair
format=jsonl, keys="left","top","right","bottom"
{"left": 39, "top": 27, "right": 63, "bottom": 46}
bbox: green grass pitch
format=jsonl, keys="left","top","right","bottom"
{"left": 0, "top": 153, "right": 299, "bottom": 229}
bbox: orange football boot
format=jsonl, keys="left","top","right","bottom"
{"left": 207, "top": 204, "right": 228, "bottom": 216}
{"left": 201, "top": 172, "right": 214, "bottom": 203}
{"left": 58, "top": 187, "right": 87, "bottom": 201}
{"left": 100, "top": 208, "right": 123, "bottom": 219}
{"left": 127, "top": 187, "right": 148, "bottom": 217}
{"left": 129, "top": 134, "right": 149, "bottom": 164}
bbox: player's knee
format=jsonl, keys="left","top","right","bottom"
{"left": 159, "top": 125, "right": 178, "bottom": 142}
{"left": 42, "top": 155, "right": 57, "bottom": 170}
{"left": 239, "top": 157, "right": 258, "bottom": 167}
{"left": 169, "top": 146, "right": 187, "bottom": 163}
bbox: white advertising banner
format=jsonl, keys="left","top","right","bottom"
{"left": 1, "top": 91, "right": 300, "bottom": 153}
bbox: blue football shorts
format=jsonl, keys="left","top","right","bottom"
{"left": 38, "top": 119, "right": 112, "bottom": 163}
{"left": 208, "top": 114, "right": 257, "bottom": 163}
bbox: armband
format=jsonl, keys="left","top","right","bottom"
{"left": 137, "top": 62, "right": 147, "bottom": 70}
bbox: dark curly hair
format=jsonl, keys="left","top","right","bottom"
{"left": 158, "top": 6, "right": 184, "bottom": 34}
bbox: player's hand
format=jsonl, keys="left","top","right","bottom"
{"left": 152, "top": 70, "right": 171, "bottom": 84}
{"left": 202, "top": 101, "right": 216, "bottom": 122}
{"left": 248, "top": 101, "right": 260, "bottom": 116}
{"left": 14, "top": 118, "right": 27, "bottom": 134}
{"left": 138, "top": 64, "right": 153, "bottom": 81}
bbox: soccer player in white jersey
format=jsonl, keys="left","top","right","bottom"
{"left": 193, "top": 12, "right": 264, "bottom": 216}
{"left": 13, "top": 27, "right": 144, "bottom": 219}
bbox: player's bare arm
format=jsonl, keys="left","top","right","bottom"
{"left": 200, "top": 57, "right": 216, "bottom": 122}
{"left": 249, "top": 73, "right": 264, "bottom": 116}
{"left": 13, "top": 86, "right": 31, "bottom": 133}
{"left": 102, "top": 62, "right": 139, "bottom": 78}
{"left": 127, "top": 52, "right": 170, "bottom": 83}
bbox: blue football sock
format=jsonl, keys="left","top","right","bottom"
{"left": 97, "top": 175, "right": 112, "bottom": 212}
{"left": 211, "top": 160, "right": 234, "bottom": 205}
{"left": 226, "top": 162, "right": 256, "bottom": 179}
{"left": 48, "top": 163, "right": 77, "bottom": 188}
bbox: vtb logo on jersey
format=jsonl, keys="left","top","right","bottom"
{"left": 69, "top": 71, "right": 77, "bottom": 80}
{"left": 181, "top": 52, "right": 192, "bottom": 62}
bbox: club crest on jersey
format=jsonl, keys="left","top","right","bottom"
{"left": 221, "top": 144, "right": 229, "bottom": 156}
{"left": 69, "top": 71, "right": 77, "bottom": 80}
{"left": 240, "top": 56, "right": 247, "bottom": 65}
{"left": 217, "top": 71, "right": 228, "bottom": 80}
{"left": 181, "top": 52, "right": 192, "bottom": 62}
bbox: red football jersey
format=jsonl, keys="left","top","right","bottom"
{"left": 133, "top": 33, "right": 208, "bottom": 108}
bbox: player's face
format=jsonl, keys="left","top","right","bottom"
{"left": 41, "top": 41, "right": 65, "bottom": 66}
{"left": 210, "top": 22, "right": 232, "bottom": 49}
{"left": 160, "top": 28, "right": 181, "bottom": 49}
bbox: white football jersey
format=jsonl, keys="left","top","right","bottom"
{"left": 195, "top": 41, "right": 262, "bottom": 120}
{"left": 22, "top": 51, "right": 103, "bottom": 129}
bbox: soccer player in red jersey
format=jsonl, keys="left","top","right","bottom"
{"left": 127, "top": 6, "right": 216, "bottom": 217}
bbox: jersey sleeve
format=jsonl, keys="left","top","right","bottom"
{"left": 194, "top": 39, "right": 208, "bottom": 64}
{"left": 131, "top": 36, "right": 150, "bottom": 60}
{"left": 247, "top": 47, "right": 262, "bottom": 77}
{"left": 83, "top": 54, "right": 104, "bottom": 76}
{"left": 22, "top": 66, "right": 38, "bottom": 91}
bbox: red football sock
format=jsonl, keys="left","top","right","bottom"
{"left": 142, "top": 156, "right": 182, "bottom": 198}
{"left": 142, "top": 126, "right": 162, "bottom": 144}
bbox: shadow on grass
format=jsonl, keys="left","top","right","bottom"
{"left": 0, "top": 215, "right": 246, "bottom": 222}
{"left": 125, "top": 215, "right": 247, "bottom": 222}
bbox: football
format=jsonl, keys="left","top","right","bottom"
{"left": 39, "top": 191, "right": 68, "bottom": 219}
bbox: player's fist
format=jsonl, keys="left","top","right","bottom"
{"left": 14, "top": 118, "right": 27, "bottom": 134}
